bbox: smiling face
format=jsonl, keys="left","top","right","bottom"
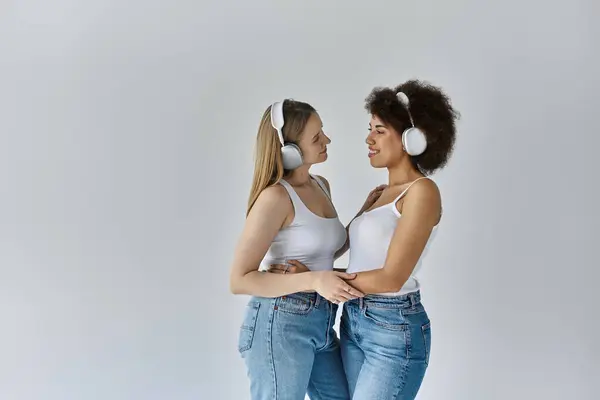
{"left": 366, "top": 114, "right": 406, "bottom": 168}
{"left": 296, "top": 112, "right": 331, "bottom": 165}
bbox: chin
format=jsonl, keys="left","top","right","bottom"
{"left": 369, "top": 156, "right": 386, "bottom": 168}
{"left": 314, "top": 152, "right": 327, "bottom": 163}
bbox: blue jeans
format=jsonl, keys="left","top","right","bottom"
{"left": 238, "top": 292, "right": 350, "bottom": 400}
{"left": 340, "top": 291, "right": 431, "bottom": 400}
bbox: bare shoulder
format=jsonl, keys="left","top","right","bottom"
{"left": 407, "top": 178, "right": 440, "bottom": 201}
{"left": 253, "top": 183, "right": 292, "bottom": 212}
{"left": 400, "top": 178, "right": 442, "bottom": 224}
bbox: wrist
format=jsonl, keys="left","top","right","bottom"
{"left": 306, "top": 271, "right": 320, "bottom": 291}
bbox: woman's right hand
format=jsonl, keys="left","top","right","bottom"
{"left": 311, "top": 271, "right": 365, "bottom": 304}
{"left": 359, "top": 184, "right": 387, "bottom": 213}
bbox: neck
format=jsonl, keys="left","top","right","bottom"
{"left": 285, "top": 165, "right": 312, "bottom": 186}
{"left": 387, "top": 157, "right": 422, "bottom": 186}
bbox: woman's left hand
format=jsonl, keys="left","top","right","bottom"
{"left": 267, "top": 260, "right": 310, "bottom": 274}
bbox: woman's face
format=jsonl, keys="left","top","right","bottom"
{"left": 365, "top": 114, "right": 405, "bottom": 168}
{"left": 297, "top": 112, "right": 331, "bottom": 165}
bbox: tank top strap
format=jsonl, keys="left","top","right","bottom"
{"left": 278, "top": 179, "right": 308, "bottom": 217}
{"left": 392, "top": 176, "right": 431, "bottom": 204}
{"left": 311, "top": 175, "right": 332, "bottom": 201}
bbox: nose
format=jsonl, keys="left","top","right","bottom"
{"left": 323, "top": 132, "right": 331, "bottom": 144}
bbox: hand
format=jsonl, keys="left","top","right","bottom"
{"left": 360, "top": 184, "right": 387, "bottom": 213}
{"left": 311, "top": 270, "right": 364, "bottom": 304}
{"left": 267, "top": 260, "right": 310, "bottom": 274}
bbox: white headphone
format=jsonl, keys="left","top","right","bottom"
{"left": 270, "top": 100, "right": 303, "bottom": 170}
{"left": 396, "top": 92, "right": 427, "bottom": 156}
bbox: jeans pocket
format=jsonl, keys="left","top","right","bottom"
{"left": 363, "top": 306, "right": 408, "bottom": 331}
{"left": 238, "top": 301, "right": 260, "bottom": 353}
{"left": 276, "top": 293, "right": 314, "bottom": 315}
{"left": 421, "top": 321, "right": 431, "bottom": 365}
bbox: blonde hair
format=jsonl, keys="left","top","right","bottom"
{"left": 246, "top": 100, "right": 316, "bottom": 215}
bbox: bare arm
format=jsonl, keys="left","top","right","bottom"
{"left": 229, "top": 183, "right": 361, "bottom": 301}
{"left": 349, "top": 179, "right": 441, "bottom": 294}
{"left": 229, "top": 185, "right": 316, "bottom": 297}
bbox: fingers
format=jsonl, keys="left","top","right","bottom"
{"left": 287, "top": 260, "right": 309, "bottom": 272}
{"left": 287, "top": 260, "right": 301, "bottom": 267}
{"left": 329, "top": 282, "right": 365, "bottom": 304}
{"left": 338, "top": 280, "right": 364, "bottom": 298}
{"left": 335, "top": 272, "right": 357, "bottom": 280}
{"left": 371, "top": 184, "right": 387, "bottom": 194}
{"left": 336, "top": 291, "right": 356, "bottom": 302}
{"left": 268, "top": 264, "right": 296, "bottom": 274}
{"left": 267, "top": 264, "right": 285, "bottom": 273}
{"left": 344, "top": 285, "right": 365, "bottom": 298}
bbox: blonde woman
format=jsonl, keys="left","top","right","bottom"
{"left": 229, "top": 99, "right": 378, "bottom": 399}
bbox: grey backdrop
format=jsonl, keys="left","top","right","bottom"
{"left": 1, "top": 1, "right": 598, "bottom": 399}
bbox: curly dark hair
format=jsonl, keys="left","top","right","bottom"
{"left": 364, "top": 79, "right": 459, "bottom": 175}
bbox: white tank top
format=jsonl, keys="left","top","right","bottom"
{"left": 260, "top": 175, "right": 347, "bottom": 272}
{"left": 346, "top": 177, "right": 438, "bottom": 295}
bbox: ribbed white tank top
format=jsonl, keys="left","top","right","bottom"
{"left": 346, "top": 177, "right": 438, "bottom": 295}
{"left": 260, "top": 175, "right": 347, "bottom": 272}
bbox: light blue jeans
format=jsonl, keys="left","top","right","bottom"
{"left": 340, "top": 291, "right": 431, "bottom": 400}
{"left": 238, "top": 292, "right": 350, "bottom": 400}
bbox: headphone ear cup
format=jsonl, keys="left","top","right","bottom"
{"left": 281, "top": 143, "right": 303, "bottom": 170}
{"left": 402, "top": 127, "right": 427, "bottom": 156}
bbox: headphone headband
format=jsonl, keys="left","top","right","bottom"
{"left": 270, "top": 101, "right": 285, "bottom": 145}
{"left": 269, "top": 99, "right": 303, "bottom": 170}
{"left": 396, "top": 92, "right": 416, "bottom": 127}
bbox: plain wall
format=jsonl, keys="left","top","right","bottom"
{"left": 1, "top": 0, "right": 598, "bottom": 399}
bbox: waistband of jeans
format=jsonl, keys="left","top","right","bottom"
{"left": 283, "top": 291, "right": 321, "bottom": 303}
{"left": 254, "top": 291, "right": 326, "bottom": 306}
{"left": 347, "top": 290, "right": 421, "bottom": 309}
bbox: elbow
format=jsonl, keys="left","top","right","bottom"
{"left": 380, "top": 269, "right": 409, "bottom": 293}
{"left": 229, "top": 276, "right": 244, "bottom": 295}
{"left": 388, "top": 281, "right": 407, "bottom": 293}
{"left": 230, "top": 283, "right": 240, "bottom": 295}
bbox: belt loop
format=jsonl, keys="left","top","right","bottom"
{"left": 314, "top": 293, "right": 320, "bottom": 307}
{"left": 359, "top": 297, "right": 364, "bottom": 310}
{"left": 409, "top": 292, "right": 418, "bottom": 306}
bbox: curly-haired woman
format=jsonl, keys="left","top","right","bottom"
{"left": 271, "top": 79, "right": 459, "bottom": 399}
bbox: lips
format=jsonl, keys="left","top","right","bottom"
{"left": 368, "top": 148, "right": 379, "bottom": 158}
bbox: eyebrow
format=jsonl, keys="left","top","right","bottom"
{"left": 369, "top": 124, "right": 387, "bottom": 128}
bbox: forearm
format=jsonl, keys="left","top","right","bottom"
{"left": 349, "top": 269, "right": 409, "bottom": 294}
{"left": 231, "top": 270, "right": 316, "bottom": 298}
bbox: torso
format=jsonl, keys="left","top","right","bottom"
{"left": 346, "top": 177, "right": 439, "bottom": 295}
{"left": 260, "top": 175, "right": 347, "bottom": 272}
